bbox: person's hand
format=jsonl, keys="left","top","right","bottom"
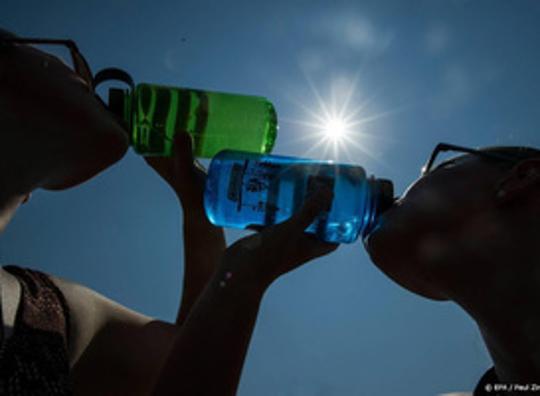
{"left": 144, "top": 132, "right": 206, "bottom": 211}
{"left": 145, "top": 133, "right": 225, "bottom": 325}
{"left": 221, "top": 188, "right": 339, "bottom": 288}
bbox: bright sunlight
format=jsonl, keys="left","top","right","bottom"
{"left": 282, "top": 72, "right": 396, "bottom": 164}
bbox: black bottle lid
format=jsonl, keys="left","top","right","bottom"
{"left": 377, "top": 179, "right": 394, "bottom": 214}
{"left": 108, "top": 88, "right": 127, "bottom": 120}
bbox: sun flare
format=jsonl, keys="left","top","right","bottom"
{"left": 282, "top": 72, "right": 396, "bottom": 165}
{"left": 323, "top": 117, "right": 348, "bottom": 141}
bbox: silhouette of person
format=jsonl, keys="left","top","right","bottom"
{"left": 364, "top": 144, "right": 540, "bottom": 395}
{"left": 0, "top": 27, "right": 337, "bottom": 395}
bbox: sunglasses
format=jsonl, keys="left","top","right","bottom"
{"left": 1, "top": 37, "right": 135, "bottom": 126}
{"left": 1, "top": 38, "right": 94, "bottom": 88}
{"left": 421, "top": 143, "right": 523, "bottom": 176}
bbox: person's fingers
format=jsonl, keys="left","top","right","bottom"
{"left": 173, "top": 132, "right": 193, "bottom": 162}
{"left": 142, "top": 132, "right": 194, "bottom": 178}
{"left": 286, "top": 187, "right": 334, "bottom": 231}
{"left": 173, "top": 131, "right": 199, "bottom": 179}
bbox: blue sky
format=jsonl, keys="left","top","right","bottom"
{"left": 2, "top": 1, "right": 540, "bottom": 394}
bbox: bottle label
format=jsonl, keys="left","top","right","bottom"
{"left": 227, "top": 162, "right": 246, "bottom": 205}
{"left": 306, "top": 174, "right": 335, "bottom": 211}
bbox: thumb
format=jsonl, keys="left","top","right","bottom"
{"left": 173, "top": 131, "right": 195, "bottom": 172}
{"left": 286, "top": 187, "right": 334, "bottom": 231}
{"left": 173, "top": 131, "right": 193, "bottom": 163}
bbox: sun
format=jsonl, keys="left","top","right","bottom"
{"left": 323, "top": 117, "right": 348, "bottom": 141}
{"left": 281, "top": 72, "right": 396, "bottom": 164}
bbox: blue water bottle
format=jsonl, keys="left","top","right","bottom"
{"left": 204, "top": 150, "right": 394, "bottom": 243}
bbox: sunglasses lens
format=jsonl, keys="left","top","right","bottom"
{"left": 31, "top": 43, "right": 74, "bottom": 69}
{"left": 27, "top": 43, "right": 93, "bottom": 87}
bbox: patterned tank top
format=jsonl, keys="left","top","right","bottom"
{"left": 0, "top": 265, "right": 72, "bottom": 395}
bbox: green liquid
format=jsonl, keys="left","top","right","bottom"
{"left": 126, "top": 83, "right": 277, "bottom": 158}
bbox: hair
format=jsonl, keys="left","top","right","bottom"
{"left": 480, "top": 146, "right": 540, "bottom": 171}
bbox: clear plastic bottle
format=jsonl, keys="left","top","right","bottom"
{"left": 108, "top": 84, "right": 277, "bottom": 158}
{"left": 204, "top": 150, "right": 394, "bottom": 243}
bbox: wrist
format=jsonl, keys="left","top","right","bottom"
{"left": 182, "top": 208, "right": 222, "bottom": 232}
{"left": 177, "top": 193, "right": 207, "bottom": 218}
{"left": 176, "top": 192, "right": 203, "bottom": 209}
{"left": 216, "top": 253, "right": 272, "bottom": 298}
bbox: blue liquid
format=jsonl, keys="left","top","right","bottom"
{"left": 204, "top": 151, "right": 383, "bottom": 244}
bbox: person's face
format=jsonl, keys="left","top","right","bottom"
{"left": 0, "top": 40, "right": 129, "bottom": 191}
{"left": 364, "top": 154, "right": 508, "bottom": 300}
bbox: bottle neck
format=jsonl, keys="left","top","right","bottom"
{"left": 108, "top": 88, "right": 132, "bottom": 140}
{"left": 362, "top": 178, "right": 394, "bottom": 238}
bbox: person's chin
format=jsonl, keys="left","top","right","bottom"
{"left": 42, "top": 172, "right": 97, "bottom": 190}
{"left": 363, "top": 205, "right": 401, "bottom": 256}
{"left": 364, "top": 216, "right": 450, "bottom": 301}
{"left": 42, "top": 159, "right": 115, "bottom": 191}
{"left": 43, "top": 138, "right": 129, "bottom": 191}
{"left": 362, "top": 208, "right": 417, "bottom": 283}
{"left": 363, "top": 219, "right": 398, "bottom": 271}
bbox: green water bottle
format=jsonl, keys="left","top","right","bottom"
{"left": 107, "top": 83, "right": 278, "bottom": 158}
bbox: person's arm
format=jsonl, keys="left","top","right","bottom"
{"left": 150, "top": 189, "right": 338, "bottom": 395}
{"left": 144, "top": 133, "right": 226, "bottom": 325}
{"left": 177, "top": 203, "right": 225, "bottom": 325}
{"left": 50, "top": 275, "right": 177, "bottom": 396}
{"left": 59, "top": 189, "right": 335, "bottom": 396}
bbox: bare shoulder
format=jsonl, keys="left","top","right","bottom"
{"left": 48, "top": 274, "right": 154, "bottom": 367}
{"left": 48, "top": 274, "right": 178, "bottom": 395}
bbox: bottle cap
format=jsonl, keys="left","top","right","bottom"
{"left": 108, "top": 88, "right": 127, "bottom": 120}
{"left": 377, "top": 179, "right": 394, "bottom": 214}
